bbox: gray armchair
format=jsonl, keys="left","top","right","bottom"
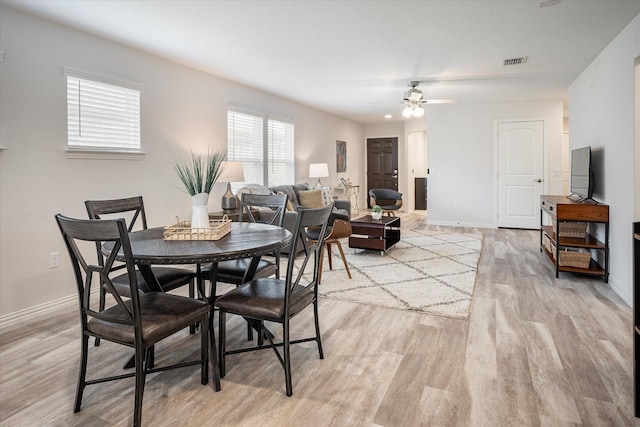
{"left": 369, "top": 188, "right": 403, "bottom": 216}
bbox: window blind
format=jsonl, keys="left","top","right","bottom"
{"left": 227, "top": 110, "right": 264, "bottom": 188}
{"left": 267, "top": 119, "right": 294, "bottom": 186}
{"left": 227, "top": 108, "right": 295, "bottom": 190}
{"left": 67, "top": 76, "right": 140, "bottom": 151}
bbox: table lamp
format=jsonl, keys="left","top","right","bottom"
{"left": 309, "top": 163, "right": 329, "bottom": 187}
{"left": 219, "top": 161, "right": 245, "bottom": 211}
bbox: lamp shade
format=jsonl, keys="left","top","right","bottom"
{"left": 309, "top": 163, "right": 329, "bottom": 179}
{"left": 219, "top": 161, "right": 245, "bottom": 183}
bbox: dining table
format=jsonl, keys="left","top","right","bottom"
{"left": 102, "top": 221, "right": 292, "bottom": 369}
{"left": 103, "top": 221, "right": 292, "bottom": 299}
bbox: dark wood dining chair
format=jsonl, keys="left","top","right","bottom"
{"left": 55, "top": 214, "right": 219, "bottom": 427}
{"left": 85, "top": 196, "right": 197, "bottom": 341}
{"left": 214, "top": 204, "right": 333, "bottom": 396}
{"left": 203, "top": 192, "right": 288, "bottom": 286}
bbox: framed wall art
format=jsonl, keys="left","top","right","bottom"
{"left": 336, "top": 140, "right": 346, "bottom": 173}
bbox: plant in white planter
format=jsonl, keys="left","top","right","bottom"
{"left": 371, "top": 204, "right": 383, "bottom": 220}
{"left": 173, "top": 148, "right": 225, "bottom": 229}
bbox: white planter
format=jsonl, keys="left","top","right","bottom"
{"left": 191, "top": 192, "right": 210, "bottom": 229}
{"left": 371, "top": 211, "right": 383, "bottom": 220}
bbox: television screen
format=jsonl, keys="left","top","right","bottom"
{"left": 570, "top": 146, "right": 592, "bottom": 199}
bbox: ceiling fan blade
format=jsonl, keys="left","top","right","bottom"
{"left": 423, "top": 99, "right": 459, "bottom": 104}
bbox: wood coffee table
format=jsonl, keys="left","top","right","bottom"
{"left": 348, "top": 214, "right": 401, "bottom": 254}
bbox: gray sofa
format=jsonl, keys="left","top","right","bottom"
{"left": 241, "top": 182, "right": 351, "bottom": 253}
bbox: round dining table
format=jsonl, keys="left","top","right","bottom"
{"left": 103, "top": 222, "right": 292, "bottom": 295}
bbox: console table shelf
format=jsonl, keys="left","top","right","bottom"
{"left": 539, "top": 195, "right": 609, "bottom": 283}
{"left": 540, "top": 225, "right": 606, "bottom": 249}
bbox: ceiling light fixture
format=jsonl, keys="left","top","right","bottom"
{"left": 402, "top": 81, "right": 427, "bottom": 118}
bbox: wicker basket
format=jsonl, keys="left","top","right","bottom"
{"left": 558, "top": 249, "right": 591, "bottom": 269}
{"left": 543, "top": 234, "right": 553, "bottom": 254}
{"left": 164, "top": 216, "right": 231, "bottom": 241}
{"left": 551, "top": 218, "right": 588, "bottom": 238}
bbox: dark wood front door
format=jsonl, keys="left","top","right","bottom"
{"left": 367, "top": 137, "right": 398, "bottom": 208}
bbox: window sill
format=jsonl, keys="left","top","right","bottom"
{"left": 65, "top": 149, "right": 146, "bottom": 160}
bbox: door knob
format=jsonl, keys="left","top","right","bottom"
{"left": 534, "top": 179, "right": 542, "bottom": 183}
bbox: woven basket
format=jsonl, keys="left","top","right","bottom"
{"left": 551, "top": 218, "right": 588, "bottom": 238}
{"left": 558, "top": 249, "right": 591, "bottom": 269}
{"left": 543, "top": 234, "right": 553, "bottom": 254}
{"left": 164, "top": 216, "right": 231, "bottom": 241}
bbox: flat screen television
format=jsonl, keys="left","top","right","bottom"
{"left": 569, "top": 146, "right": 592, "bottom": 201}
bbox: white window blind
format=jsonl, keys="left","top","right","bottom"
{"left": 66, "top": 75, "right": 141, "bottom": 151}
{"left": 227, "top": 108, "right": 295, "bottom": 190}
{"left": 267, "top": 119, "right": 294, "bottom": 186}
{"left": 227, "top": 110, "right": 264, "bottom": 187}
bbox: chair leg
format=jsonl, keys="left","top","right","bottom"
{"left": 247, "top": 319, "right": 254, "bottom": 342}
{"left": 133, "top": 344, "right": 147, "bottom": 427}
{"left": 146, "top": 346, "right": 155, "bottom": 370}
{"left": 313, "top": 300, "right": 324, "bottom": 359}
{"left": 200, "top": 313, "right": 209, "bottom": 385}
{"left": 218, "top": 310, "right": 226, "bottom": 377}
{"left": 335, "top": 242, "right": 352, "bottom": 279}
{"left": 95, "top": 287, "right": 106, "bottom": 346}
{"left": 275, "top": 252, "right": 281, "bottom": 279}
{"left": 327, "top": 242, "right": 333, "bottom": 270}
{"left": 189, "top": 278, "right": 197, "bottom": 334}
{"left": 257, "top": 320, "right": 265, "bottom": 347}
{"left": 283, "top": 320, "right": 292, "bottom": 397}
{"left": 73, "top": 333, "right": 89, "bottom": 413}
{"left": 207, "top": 311, "right": 221, "bottom": 391}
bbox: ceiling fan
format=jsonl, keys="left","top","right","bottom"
{"left": 401, "top": 81, "right": 430, "bottom": 118}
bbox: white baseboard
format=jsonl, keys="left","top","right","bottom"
{"left": 607, "top": 277, "right": 632, "bottom": 307}
{"left": 0, "top": 292, "right": 76, "bottom": 331}
{"left": 427, "top": 219, "right": 495, "bottom": 229}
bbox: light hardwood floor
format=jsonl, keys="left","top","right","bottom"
{"left": 1, "top": 214, "right": 636, "bottom": 426}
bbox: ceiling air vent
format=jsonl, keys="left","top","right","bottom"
{"left": 503, "top": 56, "right": 528, "bottom": 66}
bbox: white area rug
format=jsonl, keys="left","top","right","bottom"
{"left": 316, "top": 228, "right": 483, "bottom": 319}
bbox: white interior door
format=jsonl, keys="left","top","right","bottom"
{"left": 497, "top": 120, "right": 544, "bottom": 229}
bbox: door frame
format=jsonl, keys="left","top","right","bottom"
{"left": 364, "top": 135, "right": 401, "bottom": 207}
{"left": 493, "top": 118, "right": 548, "bottom": 228}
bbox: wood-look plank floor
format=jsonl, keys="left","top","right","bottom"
{"left": 1, "top": 214, "right": 637, "bottom": 426}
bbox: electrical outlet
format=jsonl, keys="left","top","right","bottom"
{"left": 49, "top": 252, "right": 60, "bottom": 268}
{"left": 453, "top": 200, "right": 459, "bottom": 209}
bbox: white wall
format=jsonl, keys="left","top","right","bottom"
{"left": 425, "top": 100, "right": 564, "bottom": 228}
{"left": 0, "top": 7, "right": 363, "bottom": 316}
{"left": 569, "top": 13, "right": 640, "bottom": 304}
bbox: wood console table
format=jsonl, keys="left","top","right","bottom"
{"left": 539, "top": 195, "right": 609, "bottom": 282}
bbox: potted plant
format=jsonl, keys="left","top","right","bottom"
{"left": 371, "top": 204, "right": 383, "bottom": 220}
{"left": 174, "top": 148, "right": 225, "bottom": 229}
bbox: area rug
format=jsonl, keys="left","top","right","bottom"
{"left": 316, "top": 228, "right": 483, "bottom": 319}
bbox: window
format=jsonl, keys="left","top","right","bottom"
{"left": 227, "top": 107, "right": 294, "bottom": 189}
{"left": 65, "top": 68, "right": 142, "bottom": 156}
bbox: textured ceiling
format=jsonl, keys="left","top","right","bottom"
{"left": 4, "top": 0, "right": 640, "bottom": 123}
